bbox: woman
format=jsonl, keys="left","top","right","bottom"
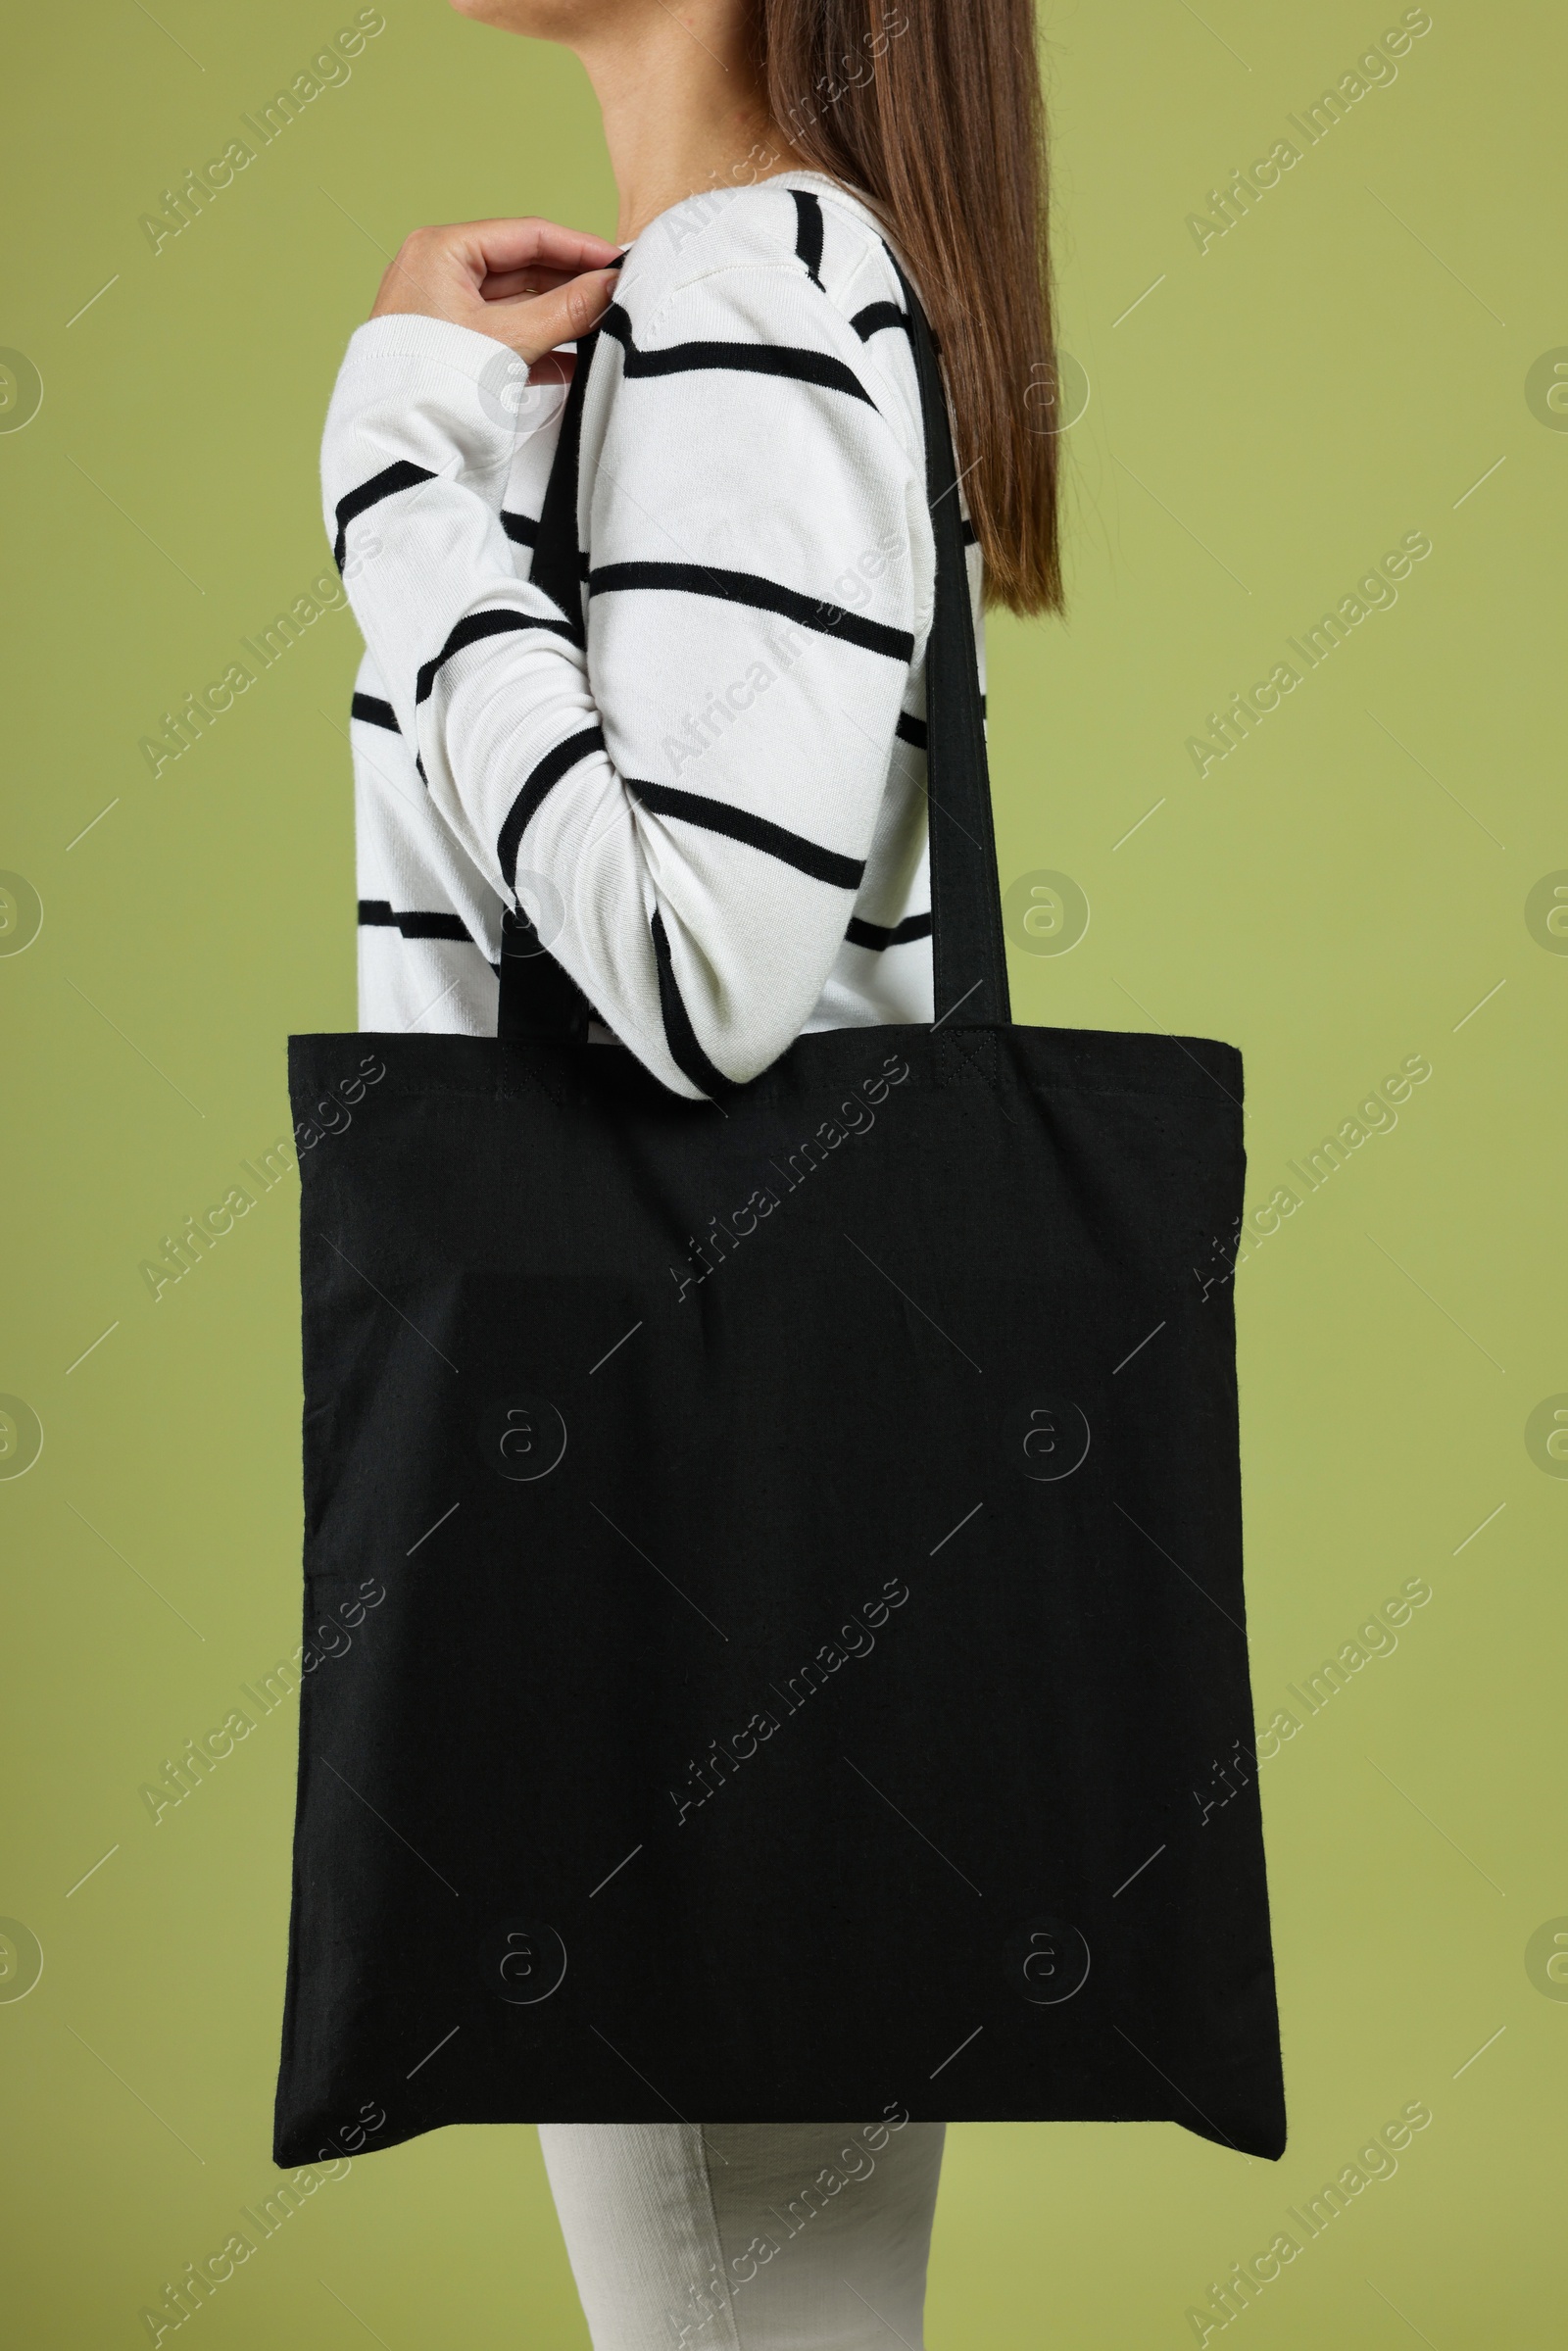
{"left": 322, "top": 0, "right": 1061, "bottom": 2341}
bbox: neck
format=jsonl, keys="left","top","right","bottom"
{"left": 573, "top": 10, "right": 810, "bottom": 243}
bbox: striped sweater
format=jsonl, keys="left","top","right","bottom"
{"left": 323, "top": 169, "right": 985, "bottom": 1101}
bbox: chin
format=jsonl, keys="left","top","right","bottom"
{"left": 449, "top": 0, "right": 590, "bottom": 34}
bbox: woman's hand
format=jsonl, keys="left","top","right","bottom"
{"left": 370, "top": 218, "right": 624, "bottom": 365}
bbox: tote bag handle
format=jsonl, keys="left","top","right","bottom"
{"left": 890, "top": 256, "right": 1012, "bottom": 1031}
{"left": 499, "top": 259, "right": 1012, "bottom": 1041}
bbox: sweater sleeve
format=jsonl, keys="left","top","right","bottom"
{"left": 320, "top": 264, "right": 928, "bottom": 1101}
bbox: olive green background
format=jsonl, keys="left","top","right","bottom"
{"left": 2, "top": 0, "right": 1563, "bottom": 2343}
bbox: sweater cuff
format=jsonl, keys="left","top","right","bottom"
{"left": 340, "top": 311, "right": 530, "bottom": 383}
{"left": 325, "top": 314, "right": 556, "bottom": 502}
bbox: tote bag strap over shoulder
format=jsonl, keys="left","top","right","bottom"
{"left": 496, "top": 336, "right": 601, "bottom": 1041}
{"left": 498, "top": 265, "right": 1012, "bottom": 1044}
{"left": 886, "top": 255, "right": 1012, "bottom": 1031}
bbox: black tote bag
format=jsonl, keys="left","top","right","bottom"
{"left": 274, "top": 269, "right": 1287, "bottom": 2166}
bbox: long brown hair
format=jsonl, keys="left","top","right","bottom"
{"left": 759, "top": 0, "right": 1063, "bottom": 616}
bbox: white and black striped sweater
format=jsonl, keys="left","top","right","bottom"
{"left": 324, "top": 169, "right": 985, "bottom": 1101}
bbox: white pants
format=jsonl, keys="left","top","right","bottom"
{"left": 538, "top": 2121, "right": 947, "bottom": 2351}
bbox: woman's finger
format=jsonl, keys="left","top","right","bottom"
{"left": 459, "top": 217, "right": 621, "bottom": 282}
{"left": 368, "top": 224, "right": 623, "bottom": 353}
{"left": 479, "top": 267, "right": 624, "bottom": 363}
{"left": 478, "top": 264, "right": 578, "bottom": 303}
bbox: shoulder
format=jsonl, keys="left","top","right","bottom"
{"left": 618, "top": 171, "right": 894, "bottom": 303}
{"left": 602, "top": 172, "right": 922, "bottom": 464}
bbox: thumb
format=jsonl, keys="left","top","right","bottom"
{"left": 486, "top": 265, "right": 623, "bottom": 364}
